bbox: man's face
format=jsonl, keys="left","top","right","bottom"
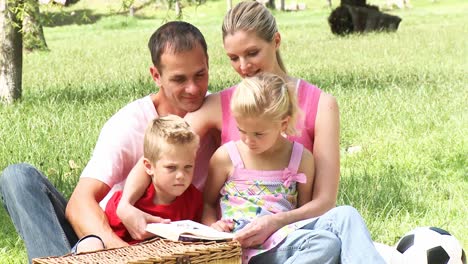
{"left": 151, "top": 44, "right": 209, "bottom": 116}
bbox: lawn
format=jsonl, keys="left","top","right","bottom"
{"left": 0, "top": 0, "right": 466, "bottom": 262}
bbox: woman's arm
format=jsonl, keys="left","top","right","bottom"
{"left": 279, "top": 93, "right": 340, "bottom": 220}
{"left": 308, "top": 93, "right": 340, "bottom": 211}
{"left": 202, "top": 146, "right": 231, "bottom": 231}
{"left": 184, "top": 93, "right": 223, "bottom": 138}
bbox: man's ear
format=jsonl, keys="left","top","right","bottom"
{"left": 143, "top": 158, "right": 155, "bottom": 176}
{"left": 149, "top": 66, "right": 162, "bottom": 87}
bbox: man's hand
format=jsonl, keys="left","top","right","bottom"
{"left": 234, "top": 215, "right": 281, "bottom": 248}
{"left": 117, "top": 201, "right": 170, "bottom": 241}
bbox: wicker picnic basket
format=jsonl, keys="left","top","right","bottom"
{"left": 32, "top": 238, "right": 242, "bottom": 264}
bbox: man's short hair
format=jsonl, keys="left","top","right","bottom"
{"left": 144, "top": 115, "right": 199, "bottom": 164}
{"left": 148, "top": 21, "right": 208, "bottom": 71}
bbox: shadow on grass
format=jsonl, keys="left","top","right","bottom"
{"left": 42, "top": 9, "right": 104, "bottom": 27}
{"left": 41, "top": 4, "right": 166, "bottom": 28}
{"left": 24, "top": 78, "right": 154, "bottom": 105}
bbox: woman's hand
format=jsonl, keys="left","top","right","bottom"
{"left": 211, "top": 219, "right": 235, "bottom": 232}
{"left": 117, "top": 201, "right": 170, "bottom": 241}
{"left": 234, "top": 215, "right": 281, "bottom": 248}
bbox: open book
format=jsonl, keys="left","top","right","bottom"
{"left": 146, "top": 220, "right": 235, "bottom": 242}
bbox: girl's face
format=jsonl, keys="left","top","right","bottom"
{"left": 223, "top": 30, "right": 282, "bottom": 78}
{"left": 235, "top": 116, "right": 287, "bottom": 155}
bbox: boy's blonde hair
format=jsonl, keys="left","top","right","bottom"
{"left": 231, "top": 73, "right": 301, "bottom": 136}
{"left": 222, "top": 1, "right": 286, "bottom": 73}
{"left": 144, "top": 115, "right": 199, "bottom": 164}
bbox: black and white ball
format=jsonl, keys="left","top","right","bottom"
{"left": 395, "top": 227, "right": 466, "bottom": 264}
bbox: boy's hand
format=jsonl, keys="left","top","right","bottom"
{"left": 117, "top": 201, "right": 170, "bottom": 240}
{"left": 210, "top": 219, "right": 234, "bottom": 232}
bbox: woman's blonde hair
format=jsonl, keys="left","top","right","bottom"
{"left": 231, "top": 73, "right": 300, "bottom": 136}
{"left": 144, "top": 115, "right": 199, "bottom": 163}
{"left": 222, "top": 1, "right": 286, "bottom": 73}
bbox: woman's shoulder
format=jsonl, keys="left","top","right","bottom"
{"left": 296, "top": 79, "right": 338, "bottom": 109}
{"left": 297, "top": 79, "right": 320, "bottom": 91}
{"left": 186, "top": 93, "right": 222, "bottom": 120}
{"left": 318, "top": 92, "right": 339, "bottom": 113}
{"left": 216, "top": 84, "right": 237, "bottom": 99}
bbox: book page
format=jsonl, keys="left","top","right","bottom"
{"left": 146, "top": 220, "right": 234, "bottom": 241}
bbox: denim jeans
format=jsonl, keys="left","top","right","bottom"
{"left": 0, "top": 163, "right": 78, "bottom": 263}
{"left": 250, "top": 206, "right": 386, "bottom": 264}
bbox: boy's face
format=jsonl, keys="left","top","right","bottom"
{"left": 144, "top": 142, "right": 197, "bottom": 204}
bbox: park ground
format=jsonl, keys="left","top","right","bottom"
{"left": 0, "top": 0, "right": 466, "bottom": 262}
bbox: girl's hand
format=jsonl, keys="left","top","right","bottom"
{"left": 234, "top": 215, "right": 281, "bottom": 248}
{"left": 210, "top": 219, "right": 235, "bottom": 232}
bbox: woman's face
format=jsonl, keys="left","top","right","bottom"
{"left": 223, "top": 30, "right": 281, "bottom": 78}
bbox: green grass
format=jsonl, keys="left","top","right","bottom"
{"left": 1, "top": 0, "right": 467, "bottom": 262}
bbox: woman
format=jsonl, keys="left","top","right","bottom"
{"left": 119, "top": 2, "right": 385, "bottom": 263}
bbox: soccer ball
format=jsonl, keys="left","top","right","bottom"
{"left": 395, "top": 227, "right": 466, "bottom": 264}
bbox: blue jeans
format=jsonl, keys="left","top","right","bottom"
{"left": 249, "top": 206, "right": 386, "bottom": 264}
{"left": 0, "top": 163, "right": 78, "bottom": 263}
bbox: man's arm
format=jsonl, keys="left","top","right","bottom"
{"left": 65, "top": 178, "right": 128, "bottom": 249}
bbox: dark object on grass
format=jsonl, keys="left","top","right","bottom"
{"left": 328, "top": 0, "right": 402, "bottom": 35}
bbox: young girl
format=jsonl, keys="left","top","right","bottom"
{"left": 203, "top": 73, "right": 384, "bottom": 264}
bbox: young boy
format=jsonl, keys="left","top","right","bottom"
{"left": 104, "top": 115, "right": 202, "bottom": 244}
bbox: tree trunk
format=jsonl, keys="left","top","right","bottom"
{"left": 175, "top": 0, "right": 181, "bottom": 19}
{"left": 279, "top": 0, "right": 285, "bottom": 10}
{"left": 0, "top": 0, "right": 23, "bottom": 103}
{"left": 266, "top": 0, "right": 275, "bottom": 9}
{"left": 226, "top": 0, "right": 232, "bottom": 10}
{"left": 23, "top": 0, "right": 48, "bottom": 51}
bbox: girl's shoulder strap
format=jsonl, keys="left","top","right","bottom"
{"left": 287, "top": 141, "right": 304, "bottom": 173}
{"left": 223, "top": 141, "right": 245, "bottom": 169}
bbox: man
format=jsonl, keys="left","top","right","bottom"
{"left": 0, "top": 21, "right": 214, "bottom": 263}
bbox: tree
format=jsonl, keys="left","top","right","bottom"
{"left": 23, "top": 0, "right": 48, "bottom": 51}
{"left": 0, "top": 0, "right": 23, "bottom": 103}
{"left": 266, "top": 0, "right": 275, "bottom": 9}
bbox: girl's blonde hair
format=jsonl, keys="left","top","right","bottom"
{"left": 144, "top": 115, "right": 199, "bottom": 164}
{"left": 222, "top": 1, "right": 286, "bottom": 73}
{"left": 231, "top": 73, "right": 301, "bottom": 136}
